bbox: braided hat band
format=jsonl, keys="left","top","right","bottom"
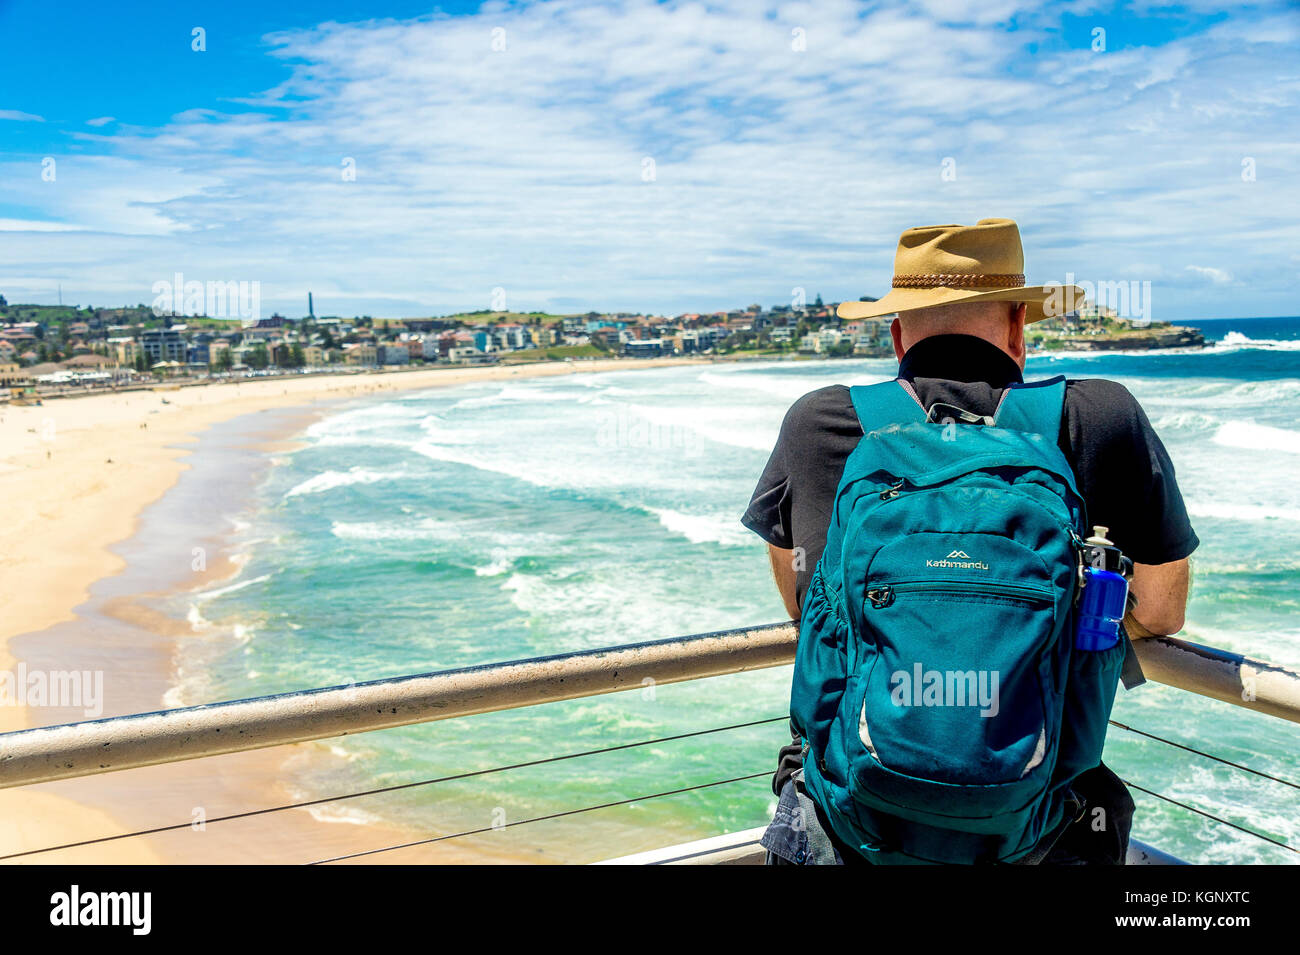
{"left": 891, "top": 272, "right": 1026, "bottom": 290}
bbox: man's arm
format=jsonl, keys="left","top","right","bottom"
{"left": 1125, "top": 557, "right": 1191, "bottom": 638}
{"left": 767, "top": 544, "right": 801, "bottom": 620}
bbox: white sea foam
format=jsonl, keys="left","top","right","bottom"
{"left": 416, "top": 416, "right": 481, "bottom": 444}
{"left": 1212, "top": 420, "right": 1300, "bottom": 455}
{"left": 475, "top": 548, "right": 522, "bottom": 577}
{"left": 1140, "top": 377, "right": 1300, "bottom": 410}
{"left": 697, "top": 370, "right": 829, "bottom": 402}
{"left": 1184, "top": 501, "right": 1300, "bottom": 523}
{"left": 325, "top": 743, "right": 364, "bottom": 763}
{"left": 451, "top": 384, "right": 579, "bottom": 409}
{"left": 331, "top": 518, "right": 461, "bottom": 542}
{"left": 621, "top": 401, "right": 776, "bottom": 452}
{"left": 161, "top": 684, "right": 189, "bottom": 709}
{"left": 409, "top": 438, "right": 667, "bottom": 492}
{"left": 285, "top": 466, "right": 412, "bottom": 499}
{"left": 500, "top": 572, "right": 721, "bottom": 647}
{"left": 409, "top": 440, "right": 557, "bottom": 487}
{"left": 648, "top": 507, "right": 752, "bottom": 547}
{"left": 304, "top": 402, "right": 426, "bottom": 440}
{"left": 330, "top": 519, "right": 561, "bottom": 570}
{"left": 1219, "top": 331, "right": 1300, "bottom": 351}
{"left": 194, "top": 573, "right": 274, "bottom": 601}
{"left": 299, "top": 798, "right": 384, "bottom": 826}
{"left": 311, "top": 435, "right": 417, "bottom": 453}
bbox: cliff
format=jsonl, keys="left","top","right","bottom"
{"left": 1039, "top": 323, "right": 1207, "bottom": 352}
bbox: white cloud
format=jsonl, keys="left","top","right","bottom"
{"left": 0, "top": 109, "right": 44, "bottom": 122}
{"left": 1, "top": 0, "right": 1297, "bottom": 319}
{"left": 86, "top": 116, "right": 116, "bottom": 127}
{"left": 0, "top": 219, "right": 85, "bottom": 232}
{"left": 1185, "top": 265, "right": 1233, "bottom": 285}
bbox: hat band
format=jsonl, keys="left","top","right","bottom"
{"left": 892, "top": 272, "right": 1025, "bottom": 290}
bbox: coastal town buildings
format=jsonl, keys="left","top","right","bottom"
{"left": 0, "top": 292, "right": 1199, "bottom": 398}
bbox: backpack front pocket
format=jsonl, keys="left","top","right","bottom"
{"left": 843, "top": 578, "right": 1059, "bottom": 829}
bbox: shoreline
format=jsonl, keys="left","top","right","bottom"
{"left": 0, "top": 355, "right": 704, "bottom": 864}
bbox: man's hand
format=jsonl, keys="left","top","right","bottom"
{"left": 1126, "top": 557, "right": 1191, "bottom": 638}
{"left": 767, "top": 544, "right": 801, "bottom": 620}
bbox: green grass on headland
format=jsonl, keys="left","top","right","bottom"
{"left": 1, "top": 303, "right": 243, "bottom": 330}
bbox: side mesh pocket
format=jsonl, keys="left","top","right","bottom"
{"left": 790, "top": 570, "right": 849, "bottom": 760}
{"left": 1057, "top": 636, "right": 1126, "bottom": 782}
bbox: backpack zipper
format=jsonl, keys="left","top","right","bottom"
{"left": 866, "top": 580, "right": 1054, "bottom": 609}
{"left": 879, "top": 479, "right": 906, "bottom": 501}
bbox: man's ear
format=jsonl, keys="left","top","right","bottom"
{"left": 1007, "top": 304, "right": 1027, "bottom": 367}
{"left": 890, "top": 318, "right": 905, "bottom": 361}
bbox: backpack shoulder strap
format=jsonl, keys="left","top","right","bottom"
{"left": 993, "top": 376, "right": 1067, "bottom": 437}
{"left": 848, "top": 379, "right": 929, "bottom": 434}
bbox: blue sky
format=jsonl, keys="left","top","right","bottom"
{"left": 1, "top": 0, "right": 1297, "bottom": 319}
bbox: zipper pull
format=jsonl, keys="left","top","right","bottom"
{"left": 867, "top": 586, "right": 895, "bottom": 609}
{"left": 879, "top": 479, "right": 905, "bottom": 501}
{"left": 1068, "top": 527, "right": 1087, "bottom": 603}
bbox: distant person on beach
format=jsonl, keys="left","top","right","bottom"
{"left": 743, "top": 218, "right": 1197, "bottom": 865}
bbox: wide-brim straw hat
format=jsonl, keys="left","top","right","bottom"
{"left": 837, "top": 218, "right": 1086, "bottom": 324}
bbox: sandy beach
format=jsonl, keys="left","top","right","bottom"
{"left": 0, "top": 356, "right": 703, "bottom": 864}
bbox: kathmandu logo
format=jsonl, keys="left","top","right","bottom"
{"left": 926, "top": 549, "right": 990, "bottom": 570}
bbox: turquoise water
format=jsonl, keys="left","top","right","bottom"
{"left": 171, "top": 317, "right": 1300, "bottom": 863}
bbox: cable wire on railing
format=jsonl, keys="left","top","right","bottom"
{"left": 319, "top": 772, "right": 1297, "bottom": 865}
{"left": 1122, "top": 779, "right": 1298, "bottom": 854}
{"left": 307, "top": 771, "right": 772, "bottom": 865}
{"left": 7, "top": 698, "right": 1293, "bottom": 863}
{"left": 1109, "top": 719, "right": 1299, "bottom": 790}
{"left": 0, "top": 715, "right": 789, "bottom": 862}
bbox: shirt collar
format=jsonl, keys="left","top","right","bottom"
{"left": 897, "top": 334, "right": 1024, "bottom": 387}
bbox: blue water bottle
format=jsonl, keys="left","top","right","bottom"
{"left": 1075, "top": 526, "right": 1131, "bottom": 651}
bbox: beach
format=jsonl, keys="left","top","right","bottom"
{"left": 0, "top": 356, "right": 701, "bottom": 864}
{"left": 2, "top": 327, "right": 1297, "bottom": 866}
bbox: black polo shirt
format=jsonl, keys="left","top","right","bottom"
{"left": 741, "top": 334, "right": 1199, "bottom": 860}
{"left": 743, "top": 334, "right": 1199, "bottom": 609}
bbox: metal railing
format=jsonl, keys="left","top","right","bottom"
{"left": 0, "top": 623, "right": 1296, "bottom": 790}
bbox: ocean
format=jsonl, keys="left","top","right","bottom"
{"left": 166, "top": 316, "right": 1300, "bottom": 863}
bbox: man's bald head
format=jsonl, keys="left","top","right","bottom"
{"left": 890, "top": 300, "right": 1028, "bottom": 368}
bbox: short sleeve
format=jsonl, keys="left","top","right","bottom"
{"left": 741, "top": 409, "right": 797, "bottom": 549}
{"left": 741, "top": 385, "right": 859, "bottom": 553}
{"left": 1064, "top": 380, "right": 1199, "bottom": 566}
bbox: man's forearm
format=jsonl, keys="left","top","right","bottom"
{"left": 767, "top": 544, "right": 801, "bottom": 620}
{"left": 1126, "top": 557, "right": 1191, "bottom": 637}
{"left": 1123, "top": 612, "right": 1158, "bottom": 640}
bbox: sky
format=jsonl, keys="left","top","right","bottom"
{"left": 0, "top": 0, "right": 1297, "bottom": 320}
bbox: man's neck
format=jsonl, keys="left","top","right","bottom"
{"left": 897, "top": 334, "right": 1025, "bottom": 387}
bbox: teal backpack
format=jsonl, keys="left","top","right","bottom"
{"left": 791, "top": 375, "right": 1127, "bottom": 865}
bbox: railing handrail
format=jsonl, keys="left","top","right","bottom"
{"left": 0, "top": 623, "right": 1295, "bottom": 790}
